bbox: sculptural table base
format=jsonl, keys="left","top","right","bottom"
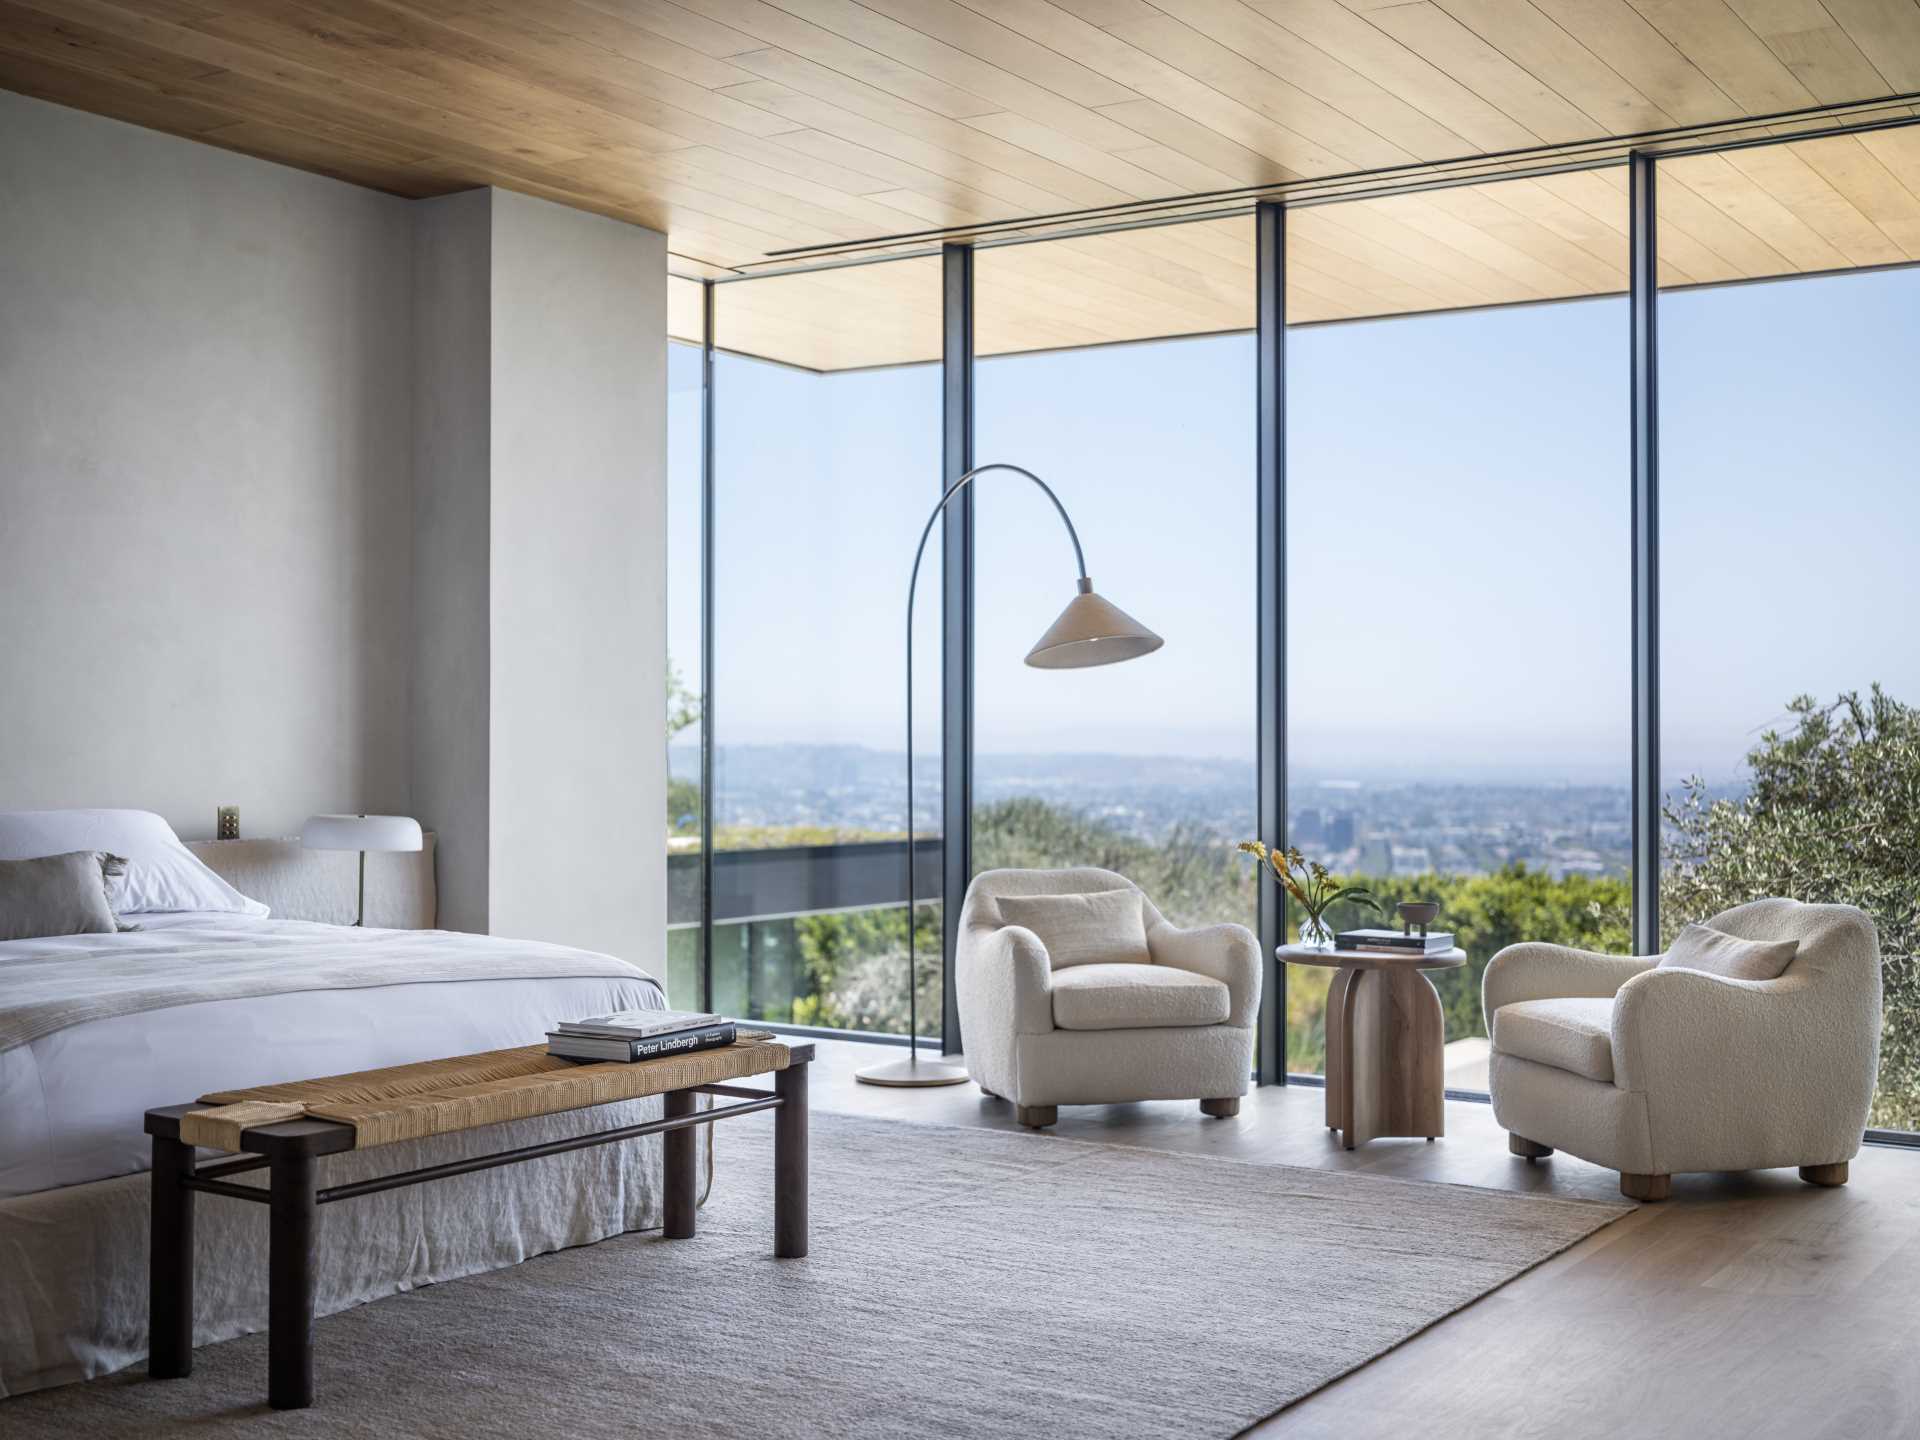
{"left": 1280, "top": 944, "right": 1466, "bottom": 1151}
{"left": 1324, "top": 966, "right": 1447, "bottom": 1148}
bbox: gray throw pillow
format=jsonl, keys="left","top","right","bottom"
{"left": 995, "top": 889, "right": 1152, "bottom": 969}
{"left": 1659, "top": 922, "right": 1798, "bottom": 982}
{"left": 0, "top": 851, "right": 124, "bottom": 942}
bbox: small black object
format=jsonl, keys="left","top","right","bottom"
{"left": 1396, "top": 900, "right": 1441, "bottom": 936}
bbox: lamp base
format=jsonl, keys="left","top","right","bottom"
{"left": 855, "top": 1055, "right": 970, "bottom": 1088}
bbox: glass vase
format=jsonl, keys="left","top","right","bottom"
{"left": 1299, "top": 914, "right": 1335, "bottom": 950}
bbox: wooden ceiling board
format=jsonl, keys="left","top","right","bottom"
{"left": 668, "top": 273, "right": 708, "bottom": 344}
{"left": 8, "top": 0, "right": 1920, "bottom": 365}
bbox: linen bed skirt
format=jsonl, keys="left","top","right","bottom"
{"left": 0, "top": 1095, "right": 707, "bottom": 1398}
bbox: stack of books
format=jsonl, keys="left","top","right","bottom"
{"left": 547, "top": 1009, "right": 736, "bottom": 1063}
{"left": 1335, "top": 928, "right": 1455, "bottom": 957}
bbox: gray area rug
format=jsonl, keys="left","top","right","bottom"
{"left": 3, "top": 1112, "right": 1628, "bottom": 1439}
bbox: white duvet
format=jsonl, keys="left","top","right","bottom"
{"left": 0, "top": 914, "right": 666, "bottom": 1198}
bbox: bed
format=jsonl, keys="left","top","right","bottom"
{"left": 0, "top": 814, "right": 687, "bottom": 1400}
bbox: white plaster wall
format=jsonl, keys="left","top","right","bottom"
{"left": 410, "top": 190, "right": 494, "bottom": 934}
{"left": 0, "top": 93, "right": 414, "bottom": 840}
{"left": 1, "top": 99, "right": 669, "bottom": 972}
{"left": 487, "top": 190, "right": 667, "bottom": 972}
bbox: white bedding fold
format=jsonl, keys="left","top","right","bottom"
{"left": 0, "top": 920, "right": 648, "bottom": 1053}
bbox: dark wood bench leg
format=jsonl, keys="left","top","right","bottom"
{"left": 149, "top": 1134, "right": 196, "bottom": 1379}
{"left": 774, "top": 1059, "right": 808, "bottom": 1259}
{"left": 664, "top": 1090, "right": 698, "bottom": 1239}
{"left": 268, "top": 1151, "right": 317, "bottom": 1410}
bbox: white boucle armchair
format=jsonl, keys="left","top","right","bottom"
{"left": 956, "top": 867, "right": 1260, "bottom": 1128}
{"left": 1484, "top": 898, "right": 1882, "bottom": 1201}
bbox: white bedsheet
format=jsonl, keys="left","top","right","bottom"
{"left": 0, "top": 914, "right": 666, "bottom": 1198}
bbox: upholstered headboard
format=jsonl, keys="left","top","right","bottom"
{"left": 185, "top": 833, "right": 437, "bottom": 929}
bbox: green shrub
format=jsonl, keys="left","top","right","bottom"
{"left": 1662, "top": 689, "right": 1920, "bottom": 1129}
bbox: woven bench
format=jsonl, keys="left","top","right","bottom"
{"left": 143, "top": 1034, "right": 812, "bottom": 1410}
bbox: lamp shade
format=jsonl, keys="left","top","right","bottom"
{"left": 1024, "top": 578, "right": 1164, "bottom": 670}
{"left": 301, "top": 814, "right": 423, "bottom": 853}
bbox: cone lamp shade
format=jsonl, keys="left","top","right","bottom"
{"left": 1025, "top": 578, "right": 1164, "bottom": 669}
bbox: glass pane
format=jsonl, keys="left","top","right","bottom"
{"left": 972, "top": 220, "right": 1258, "bottom": 1054}
{"left": 1287, "top": 179, "right": 1632, "bottom": 1088}
{"left": 1659, "top": 137, "right": 1920, "bottom": 1130}
{"left": 665, "top": 337, "right": 704, "bottom": 1009}
{"left": 711, "top": 259, "right": 944, "bottom": 1038}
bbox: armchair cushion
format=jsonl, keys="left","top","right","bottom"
{"left": 1491, "top": 997, "right": 1615, "bottom": 1083}
{"left": 994, "top": 889, "right": 1150, "bottom": 969}
{"left": 1659, "top": 923, "right": 1797, "bottom": 981}
{"left": 1050, "top": 963, "right": 1230, "bottom": 1031}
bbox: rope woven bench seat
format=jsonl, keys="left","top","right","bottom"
{"left": 179, "top": 1032, "right": 790, "bottom": 1151}
{"left": 148, "top": 1034, "right": 813, "bottom": 1411}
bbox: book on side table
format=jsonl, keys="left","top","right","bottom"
{"left": 1334, "top": 928, "right": 1456, "bottom": 956}
{"left": 547, "top": 1008, "right": 737, "bottom": 1063}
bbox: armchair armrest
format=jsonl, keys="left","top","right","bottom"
{"left": 1610, "top": 966, "right": 1857, "bottom": 1094}
{"left": 1609, "top": 965, "right": 1878, "bottom": 1167}
{"left": 1482, "top": 942, "right": 1658, "bottom": 1020}
{"left": 1148, "top": 920, "right": 1260, "bottom": 1028}
{"left": 955, "top": 922, "right": 1054, "bottom": 1038}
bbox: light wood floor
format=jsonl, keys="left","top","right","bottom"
{"left": 802, "top": 1037, "right": 1920, "bottom": 1439}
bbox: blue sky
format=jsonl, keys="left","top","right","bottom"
{"left": 669, "top": 261, "right": 1920, "bottom": 790}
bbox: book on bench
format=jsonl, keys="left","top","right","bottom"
{"left": 548, "top": 1021, "right": 738, "bottom": 1063}
{"left": 554, "top": 1008, "right": 722, "bottom": 1039}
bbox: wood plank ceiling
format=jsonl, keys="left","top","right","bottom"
{"left": 7, "top": 0, "right": 1920, "bottom": 368}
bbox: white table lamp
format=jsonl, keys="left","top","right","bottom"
{"left": 301, "top": 814, "right": 423, "bottom": 927}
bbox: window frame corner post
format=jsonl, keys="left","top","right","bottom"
{"left": 1255, "top": 200, "right": 1287, "bottom": 1085}
{"left": 698, "top": 278, "right": 717, "bottom": 1013}
{"left": 940, "top": 242, "right": 975, "bottom": 1057}
{"left": 1629, "top": 152, "right": 1662, "bottom": 958}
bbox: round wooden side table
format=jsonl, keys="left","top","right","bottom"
{"left": 1279, "top": 944, "right": 1467, "bottom": 1150}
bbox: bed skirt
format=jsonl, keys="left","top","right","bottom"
{"left": 0, "top": 1095, "right": 707, "bottom": 1399}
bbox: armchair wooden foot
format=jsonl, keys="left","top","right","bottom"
{"left": 1799, "top": 1162, "right": 1849, "bottom": 1187}
{"left": 1200, "top": 1097, "right": 1240, "bottom": 1118}
{"left": 1620, "top": 1172, "right": 1672, "bottom": 1202}
{"left": 1508, "top": 1134, "right": 1553, "bottom": 1161}
{"left": 1015, "top": 1105, "right": 1057, "bottom": 1129}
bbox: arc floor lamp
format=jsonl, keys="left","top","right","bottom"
{"left": 856, "top": 463, "right": 1165, "bottom": 1088}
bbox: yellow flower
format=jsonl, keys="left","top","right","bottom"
{"left": 1237, "top": 840, "right": 1269, "bottom": 861}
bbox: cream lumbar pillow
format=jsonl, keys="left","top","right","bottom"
{"left": 994, "top": 889, "right": 1151, "bottom": 969}
{"left": 1660, "top": 922, "right": 1798, "bottom": 981}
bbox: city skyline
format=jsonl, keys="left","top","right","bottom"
{"left": 675, "top": 740, "right": 1647, "bottom": 882}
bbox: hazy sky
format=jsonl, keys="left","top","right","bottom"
{"left": 669, "top": 262, "right": 1920, "bottom": 789}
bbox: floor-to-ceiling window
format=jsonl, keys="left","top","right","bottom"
{"left": 1286, "top": 178, "right": 1633, "bottom": 1087}
{"left": 1657, "top": 132, "right": 1920, "bottom": 1131}
{"left": 672, "top": 129, "right": 1920, "bottom": 1138}
{"left": 707, "top": 259, "right": 945, "bottom": 1036}
{"left": 971, "top": 220, "right": 1259, "bottom": 959}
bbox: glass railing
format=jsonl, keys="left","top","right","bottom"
{"left": 667, "top": 840, "right": 943, "bottom": 1037}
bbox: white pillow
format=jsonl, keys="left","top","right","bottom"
{"left": 1659, "top": 922, "right": 1797, "bottom": 981}
{"left": 0, "top": 809, "right": 268, "bottom": 917}
{"left": 994, "top": 889, "right": 1151, "bottom": 970}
